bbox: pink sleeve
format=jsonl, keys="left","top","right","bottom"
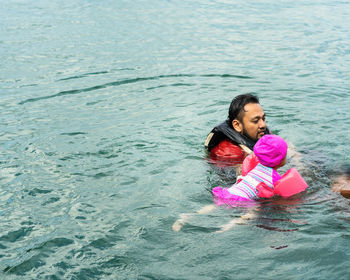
{"left": 272, "top": 170, "right": 282, "bottom": 185}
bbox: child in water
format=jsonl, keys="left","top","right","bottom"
{"left": 172, "top": 134, "right": 289, "bottom": 232}
{"left": 212, "top": 134, "right": 287, "bottom": 205}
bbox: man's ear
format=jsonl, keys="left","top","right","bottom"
{"left": 232, "top": 119, "right": 243, "bottom": 133}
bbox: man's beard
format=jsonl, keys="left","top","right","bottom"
{"left": 242, "top": 126, "right": 265, "bottom": 142}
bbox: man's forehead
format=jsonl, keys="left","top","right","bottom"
{"left": 243, "top": 103, "right": 264, "bottom": 116}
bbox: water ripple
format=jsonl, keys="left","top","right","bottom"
{"left": 18, "top": 73, "right": 253, "bottom": 105}
{"left": 57, "top": 71, "right": 109, "bottom": 81}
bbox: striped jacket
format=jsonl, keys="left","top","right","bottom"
{"left": 228, "top": 163, "right": 281, "bottom": 200}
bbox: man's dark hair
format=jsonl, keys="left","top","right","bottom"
{"left": 228, "top": 94, "right": 260, "bottom": 124}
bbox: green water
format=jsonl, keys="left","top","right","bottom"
{"left": 1, "top": 0, "right": 350, "bottom": 279}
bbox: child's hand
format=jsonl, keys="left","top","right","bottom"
{"left": 332, "top": 174, "right": 350, "bottom": 198}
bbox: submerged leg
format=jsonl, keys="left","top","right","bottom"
{"left": 172, "top": 204, "right": 217, "bottom": 232}
{"left": 215, "top": 209, "right": 256, "bottom": 233}
{"left": 172, "top": 213, "right": 192, "bottom": 232}
{"left": 196, "top": 204, "right": 217, "bottom": 214}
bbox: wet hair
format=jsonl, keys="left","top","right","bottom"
{"left": 228, "top": 94, "right": 260, "bottom": 124}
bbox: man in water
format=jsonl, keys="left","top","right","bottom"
{"left": 205, "top": 94, "right": 270, "bottom": 165}
{"left": 172, "top": 94, "right": 303, "bottom": 232}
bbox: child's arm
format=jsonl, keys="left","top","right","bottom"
{"left": 287, "top": 141, "right": 304, "bottom": 170}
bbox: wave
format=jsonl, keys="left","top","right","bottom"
{"left": 18, "top": 73, "right": 253, "bottom": 105}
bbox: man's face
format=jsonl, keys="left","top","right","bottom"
{"left": 233, "top": 103, "right": 266, "bottom": 141}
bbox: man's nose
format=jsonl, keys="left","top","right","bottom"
{"left": 259, "top": 119, "right": 266, "bottom": 128}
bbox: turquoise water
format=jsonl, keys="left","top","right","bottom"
{"left": 1, "top": 0, "right": 350, "bottom": 278}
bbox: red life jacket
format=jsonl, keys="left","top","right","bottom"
{"left": 209, "top": 140, "right": 246, "bottom": 165}
{"left": 205, "top": 119, "right": 271, "bottom": 165}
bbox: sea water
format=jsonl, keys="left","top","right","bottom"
{"left": 1, "top": 0, "right": 350, "bottom": 278}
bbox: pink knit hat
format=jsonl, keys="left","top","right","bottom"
{"left": 253, "top": 135, "right": 288, "bottom": 167}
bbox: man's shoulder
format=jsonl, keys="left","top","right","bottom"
{"left": 205, "top": 120, "right": 260, "bottom": 152}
